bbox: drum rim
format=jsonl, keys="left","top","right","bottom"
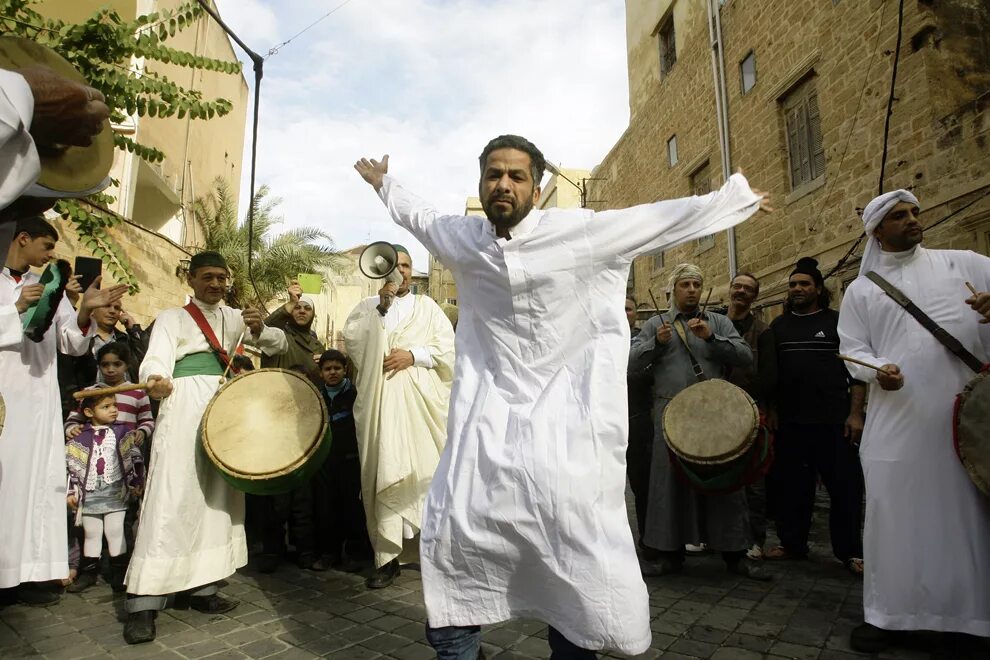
{"left": 956, "top": 369, "right": 990, "bottom": 496}
{"left": 201, "top": 367, "right": 329, "bottom": 480}
{"left": 662, "top": 379, "right": 759, "bottom": 465}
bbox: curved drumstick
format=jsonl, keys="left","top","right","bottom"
{"left": 73, "top": 382, "right": 149, "bottom": 400}
{"left": 837, "top": 354, "right": 890, "bottom": 375}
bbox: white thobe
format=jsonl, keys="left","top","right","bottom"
{"left": 126, "top": 298, "right": 286, "bottom": 595}
{"left": 838, "top": 246, "right": 990, "bottom": 636}
{"left": 0, "top": 268, "right": 93, "bottom": 588}
{"left": 381, "top": 292, "right": 436, "bottom": 369}
{"left": 377, "top": 172, "right": 761, "bottom": 653}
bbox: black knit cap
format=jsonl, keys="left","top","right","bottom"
{"left": 189, "top": 250, "right": 228, "bottom": 272}
{"left": 791, "top": 256, "right": 823, "bottom": 287}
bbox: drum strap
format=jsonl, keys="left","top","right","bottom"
{"left": 183, "top": 302, "right": 233, "bottom": 373}
{"left": 672, "top": 319, "right": 707, "bottom": 382}
{"left": 866, "top": 271, "right": 984, "bottom": 374}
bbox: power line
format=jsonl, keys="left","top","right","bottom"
{"left": 265, "top": 0, "right": 357, "bottom": 59}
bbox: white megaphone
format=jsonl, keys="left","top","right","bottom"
{"left": 359, "top": 241, "right": 403, "bottom": 286}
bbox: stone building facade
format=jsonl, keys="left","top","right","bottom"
{"left": 588, "top": 0, "right": 990, "bottom": 314}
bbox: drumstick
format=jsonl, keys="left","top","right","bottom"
{"left": 73, "top": 382, "right": 149, "bottom": 400}
{"left": 837, "top": 354, "right": 890, "bottom": 375}
{"left": 965, "top": 281, "right": 978, "bottom": 296}
{"left": 219, "top": 331, "right": 246, "bottom": 383}
{"left": 648, "top": 288, "right": 661, "bottom": 313}
{"left": 698, "top": 287, "right": 713, "bottom": 317}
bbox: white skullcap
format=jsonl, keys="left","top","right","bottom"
{"left": 298, "top": 294, "right": 316, "bottom": 308}
{"left": 858, "top": 190, "right": 920, "bottom": 276}
{"left": 667, "top": 263, "right": 704, "bottom": 292}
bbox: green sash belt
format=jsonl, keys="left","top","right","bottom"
{"left": 172, "top": 352, "right": 224, "bottom": 378}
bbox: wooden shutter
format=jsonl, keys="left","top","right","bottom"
{"left": 807, "top": 90, "right": 825, "bottom": 180}
{"left": 785, "top": 105, "right": 803, "bottom": 188}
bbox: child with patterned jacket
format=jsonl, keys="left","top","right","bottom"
{"left": 65, "top": 391, "right": 145, "bottom": 593}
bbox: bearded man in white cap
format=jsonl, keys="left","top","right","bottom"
{"left": 630, "top": 263, "right": 767, "bottom": 581}
{"left": 838, "top": 190, "right": 990, "bottom": 654}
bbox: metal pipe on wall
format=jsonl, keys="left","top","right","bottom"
{"left": 706, "top": 0, "right": 738, "bottom": 279}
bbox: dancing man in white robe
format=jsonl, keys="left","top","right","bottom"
{"left": 838, "top": 190, "right": 990, "bottom": 654}
{"left": 354, "top": 134, "right": 771, "bottom": 657}
{"left": 123, "top": 251, "right": 287, "bottom": 645}
{"left": 343, "top": 245, "right": 455, "bottom": 589}
{"left": 1, "top": 216, "right": 126, "bottom": 605}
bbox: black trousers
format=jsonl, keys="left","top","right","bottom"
{"left": 626, "top": 411, "right": 653, "bottom": 541}
{"left": 260, "top": 486, "right": 316, "bottom": 558}
{"left": 313, "top": 454, "right": 371, "bottom": 559}
{"left": 769, "top": 422, "right": 864, "bottom": 561}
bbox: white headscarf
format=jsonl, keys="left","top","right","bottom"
{"left": 298, "top": 294, "right": 316, "bottom": 309}
{"left": 858, "top": 189, "right": 920, "bottom": 276}
{"left": 667, "top": 263, "right": 704, "bottom": 292}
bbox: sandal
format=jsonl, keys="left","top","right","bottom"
{"left": 844, "top": 557, "right": 864, "bottom": 577}
{"left": 764, "top": 546, "right": 806, "bottom": 560}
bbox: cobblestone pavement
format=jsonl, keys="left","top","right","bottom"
{"left": 0, "top": 499, "right": 980, "bottom": 660}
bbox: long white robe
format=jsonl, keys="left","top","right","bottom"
{"left": 377, "top": 172, "right": 761, "bottom": 654}
{"left": 0, "top": 268, "right": 93, "bottom": 587}
{"left": 126, "top": 298, "right": 286, "bottom": 595}
{"left": 838, "top": 246, "right": 990, "bottom": 636}
{"left": 343, "top": 293, "right": 454, "bottom": 567}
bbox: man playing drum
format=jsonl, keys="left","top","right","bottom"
{"left": 631, "top": 263, "right": 769, "bottom": 581}
{"left": 123, "top": 251, "right": 287, "bottom": 644}
{"left": 838, "top": 190, "right": 990, "bottom": 655}
{"left": 354, "top": 137, "right": 771, "bottom": 657}
{"left": 342, "top": 245, "right": 455, "bottom": 589}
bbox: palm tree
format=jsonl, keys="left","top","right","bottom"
{"left": 194, "top": 178, "right": 348, "bottom": 309}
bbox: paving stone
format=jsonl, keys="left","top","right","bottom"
{"left": 176, "top": 638, "right": 232, "bottom": 659}
{"left": 722, "top": 631, "right": 774, "bottom": 653}
{"left": 669, "top": 638, "right": 720, "bottom": 658}
{"left": 359, "top": 632, "right": 410, "bottom": 653}
{"left": 687, "top": 625, "right": 732, "bottom": 645}
{"left": 239, "top": 637, "right": 290, "bottom": 658}
{"left": 769, "top": 640, "right": 823, "bottom": 659}
{"left": 386, "top": 641, "right": 438, "bottom": 660}
{"left": 298, "top": 633, "right": 353, "bottom": 655}
{"left": 220, "top": 627, "right": 269, "bottom": 647}
{"left": 325, "top": 645, "right": 381, "bottom": 658}
{"left": 710, "top": 649, "right": 763, "bottom": 660}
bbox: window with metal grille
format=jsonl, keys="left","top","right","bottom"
{"left": 653, "top": 252, "right": 665, "bottom": 269}
{"left": 658, "top": 16, "right": 676, "bottom": 79}
{"left": 782, "top": 76, "right": 825, "bottom": 190}
{"left": 692, "top": 162, "right": 715, "bottom": 250}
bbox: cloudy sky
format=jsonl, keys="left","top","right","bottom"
{"left": 212, "top": 0, "right": 631, "bottom": 270}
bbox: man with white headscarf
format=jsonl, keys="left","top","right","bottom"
{"left": 630, "top": 263, "right": 768, "bottom": 581}
{"left": 838, "top": 190, "right": 990, "bottom": 654}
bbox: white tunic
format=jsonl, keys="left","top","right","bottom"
{"left": 126, "top": 298, "right": 286, "bottom": 595}
{"left": 377, "top": 172, "right": 761, "bottom": 653}
{"left": 838, "top": 246, "right": 990, "bottom": 636}
{"left": 0, "top": 268, "right": 93, "bottom": 588}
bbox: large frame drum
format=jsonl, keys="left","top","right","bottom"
{"left": 662, "top": 379, "right": 770, "bottom": 493}
{"left": 202, "top": 368, "right": 331, "bottom": 495}
{"left": 954, "top": 368, "right": 990, "bottom": 496}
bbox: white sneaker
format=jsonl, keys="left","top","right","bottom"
{"left": 684, "top": 543, "right": 707, "bottom": 553}
{"left": 746, "top": 544, "right": 764, "bottom": 561}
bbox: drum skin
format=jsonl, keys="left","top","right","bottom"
{"left": 663, "top": 379, "right": 759, "bottom": 465}
{"left": 202, "top": 368, "right": 331, "bottom": 495}
{"left": 954, "top": 370, "right": 990, "bottom": 497}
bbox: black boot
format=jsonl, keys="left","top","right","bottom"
{"left": 123, "top": 610, "right": 157, "bottom": 644}
{"left": 67, "top": 557, "right": 100, "bottom": 593}
{"left": 366, "top": 559, "right": 400, "bottom": 589}
{"left": 189, "top": 593, "right": 239, "bottom": 614}
{"left": 109, "top": 554, "right": 130, "bottom": 593}
{"left": 16, "top": 582, "right": 59, "bottom": 606}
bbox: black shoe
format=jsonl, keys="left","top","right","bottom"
{"left": 256, "top": 553, "right": 279, "bottom": 574}
{"left": 123, "top": 610, "right": 157, "bottom": 644}
{"left": 366, "top": 559, "right": 400, "bottom": 589}
{"left": 640, "top": 557, "right": 683, "bottom": 577}
{"left": 16, "top": 582, "right": 60, "bottom": 606}
{"left": 189, "top": 593, "right": 239, "bottom": 614}
{"left": 109, "top": 554, "right": 130, "bottom": 593}
{"left": 850, "top": 623, "right": 890, "bottom": 653}
{"left": 727, "top": 559, "right": 772, "bottom": 582}
{"left": 298, "top": 552, "right": 317, "bottom": 571}
{"left": 67, "top": 557, "right": 100, "bottom": 594}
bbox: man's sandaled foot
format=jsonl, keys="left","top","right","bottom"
{"left": 189, "top": 594, "right": 238, "bottom": 614}
{"left": 844, "top": 557, "right": 864, "bottom": 577}
{"left": 850, "top": 622, "right": 890, "bottom": 653}
{"left": 764, "top": 546, "right": 807, "bottom": 560}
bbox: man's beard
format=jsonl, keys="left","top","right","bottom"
{"left": 482, "top": 195, "right": 534, "bottom": 231}
{"left": 788, "top": 294, "right": 814, "bottom": 312}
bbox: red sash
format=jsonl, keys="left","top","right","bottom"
{"left": 183, "top": 302, "right": 235, "bottom": 373}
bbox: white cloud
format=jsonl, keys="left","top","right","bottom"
{"left": 211, "top": 0, "right": 630, "bottom": 271}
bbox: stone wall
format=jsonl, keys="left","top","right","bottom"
{"left": 590, "top": 0, "right": 990, "bottom": 312}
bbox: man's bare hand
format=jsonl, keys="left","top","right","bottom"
{"left": 876, "top": 364, "right": 904, "bottom": 391}
{"left": 378, "top": 282, "right": 398, "bottom": 315}
{"left": 844, "top": 412, "right": 865, "bottom": 446}
{"left": 736, "top": 168, "right": 774, "bottom": 213}
{"left": 118, "top": 309, "right": 136, "bottom": 329}
{"left": 383, "top": 348, "right": 414, "bottom": 379}
{"left": 15, "top": 283, "right": 44, "bottom": 314}
{"left": 146, "top": 375, "right": 173, "bottom": 400}
{"left": 965, "top": 290, "right": 990, "bottom": 324}
{"left": 65, "top": 425, "right": 83, "bottom": 440}
{"left": 354, "top": 155, "right": 389, "bottom": 192}
{"left": 64, "top": 275, "right": 82, "bottom": 307}
{"left": 17, "top": 65, "right": 110, "bottom": 149}
{"left": 686, "top": 317, "right": 713, "bottom": 340}
{"left": 284, "top": 280, "right": 302, "bottom": 313}
{"left": 656, "top": 318, "right": 673, "bottom": 345}
{"left": 241, "top": 307, "right": 265, "bottom": 336}
{"left": 79, "top": 277, "right": 128, "bottom": 311}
